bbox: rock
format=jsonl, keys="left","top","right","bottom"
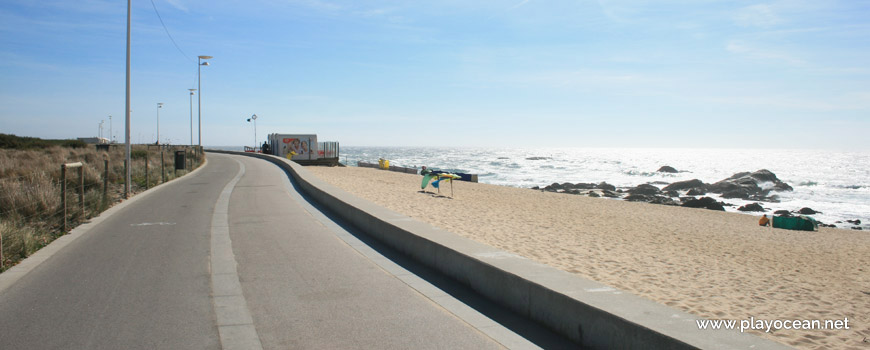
{"left": 774, "top": 210, "right": 792, "bottom": 217}
{"left": 657, "top": 165, "right": 679, "bottom": 173}
{"left": 627, "top": 184, "right": 661, "bottom": 196}
{"left": 681, "top": 197, "right": 725, "bottom": 211}
{"left": 602, "top": 190, "right": 621, "bottom": 198}
{"left": 526, "top": 156, "right": 551, "bottom": 160}
{"left": 649, "top": 196, "right": 679, "bottom": 206}
{"left": 663, "top": 179, "right": 707, "bottom": 192}
{"left": 596, "top": 182, "right": 616, "bottom": 191}
{"left": 819, "top": 223, "right": 837, "bottom": 228}
{"left": 738, "top": 203, "right": 766, "bottom": 212}
{"left": 570, "top": 183, "right": 597, "bottom": 190}
{"left": 708, "top": 169, "right": 793, "bottom": 200}
{"left": 852, "top": 227, "right": 863, "bottom": 231}
{"left": 846, "top": 219, "right": 862, "bottom": 225}
{"left": 798, "top": 207, "right": 818, "bottom": 215}
{"left": 721, "top": 190, "right": 752, "bottom": 199}
{"left": 531, "top": 186, "right": 540, "bottom": 190}
{"left": 588, "top": 192, "right": 600, "bottom": 198}
{"left": 624, "top": 194, "right": 652, "bottom": 202}
{"left": 664, "top": 190, "right": 679, "bottom": 197}
{"left": 686, "top": 188, "right": 706, "bottom": 196}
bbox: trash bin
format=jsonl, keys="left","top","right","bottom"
{"left": 174, "top": 151, "right": 186, "bottom": 170}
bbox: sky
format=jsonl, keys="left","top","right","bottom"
{"left": 1, "top": 0, "right": 869, "bottom": 149}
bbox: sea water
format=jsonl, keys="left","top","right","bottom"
{"left": 336, "top": 147, "right": 870, "bottom": 230}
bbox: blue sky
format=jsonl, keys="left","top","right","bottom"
{"left": 1, "top": 0, "right": 868, "bottom": 148}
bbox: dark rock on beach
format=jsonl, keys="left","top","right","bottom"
{"left": 798, "top": 207, "right": 819, "bottom": 215}
{"left": 707, "top": 169, "right": 793, "bottom": 200}
{"left": 738, "top": 203, "right": 766, "bottom": 212}
{"left": 663, "top": 179, "right": 707, "bottom": 192}
{"left": 543, "top": 182, "right": 598, "bottom": 192}
{"left": 602, "top": 190, "right": 621, "bottom": 198}
{"left": 627, "top": 184, "right": 661, "bottom": 196}
{"left": 774, "top": 210, "right": 793, "bottom": 217}
{"left": 681, "top": 197, "right": 725, "bottom": 211}
{"left": 686, "top": 188, "right": 707, "bottom": 196}
{"left": 588, "top": 192, "right": 600, "bottom": 198}
{"left": 649, "top": 196, "right": 679, "bottom": 206}
{"left": 595, "top": 182, "right": 616, "bottom": 191}
{"left": 625, "top": 194, "right": 653, "bottom": 202}
{"left": 526, "top": 156, "right": 551, "bottom": 160}
{"left": 657, "top": 165, "right": 679, "bottom": 173}
{"left": 847, "top": 219, "right": 862, "bottom": 225}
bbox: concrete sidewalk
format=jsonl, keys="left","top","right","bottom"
{"left": 226, "top": 154, "right": 520, "bottom": 349}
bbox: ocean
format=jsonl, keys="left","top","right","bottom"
{"left": 334, "top": 147, "right": 870, "bottom": 230}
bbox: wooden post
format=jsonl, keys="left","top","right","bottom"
{"left": 145, "top": 152, "right": 149, "bottom": 190}
{"left": 62, "top": 163, "right": 67, "bottom": 232}
{"left": 103, "top": 159, "right": 109, "bottom": 202}
{"left": 1, "top": 219, "right": 4, "bottom": 270}
{"left": 79, "top": 166, "right": 85, "bottom": 218}
{"left": 123, "top": 159, "right": 128, "bottom": 199}
{"left": 161, "top": 149, "right": 165, "bottom": 183}
{"left": 60, "top": 162, "right": 84, "bottom": 231}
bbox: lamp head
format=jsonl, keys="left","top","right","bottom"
{"left": 201, "top": 62, "right": 210, "bottom": 66}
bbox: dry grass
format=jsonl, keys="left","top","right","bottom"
{"left": 0, "top": 145, "right": 203, "bottom": 271}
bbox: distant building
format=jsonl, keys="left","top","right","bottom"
{"left": 78, "top": 137, "right": 109, "bottom": 144}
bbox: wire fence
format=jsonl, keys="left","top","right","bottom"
{"left": 0, "top": 144, "right": 204, "bottom": 272}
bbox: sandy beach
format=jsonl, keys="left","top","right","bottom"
{"left": 305, "top": 165, "right": 869, "bottom": 349}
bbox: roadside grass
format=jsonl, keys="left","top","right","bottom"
{"left": 0, "top": 143, "right": 203, "bottom": 272}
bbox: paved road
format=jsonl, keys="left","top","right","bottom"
{"left": 0, "top": 153, "right": 520, "bottom": 349}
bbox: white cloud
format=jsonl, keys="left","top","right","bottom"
{"left": 726, "top": 40, "right": 805, "bottom": 66}
{"left": 509, "top": 0, "right": 533, "bottom": 10}
{"left": 164, "top": 0, "right": 188, "bottom": 12}
{"left": 734, "top": 4, "right": 783, "bottom": 27}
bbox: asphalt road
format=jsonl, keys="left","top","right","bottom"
{"left": 0, "top": 153, "right": 517, "bottom": 349}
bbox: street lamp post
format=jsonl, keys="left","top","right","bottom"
{"left": 156, "top": 102, "right": 163, "bottom": 145}
{"left": 188, "top": 89, "right": 196, "bottom": 146}
{"left": 247, "top": 114, "right": 258, "bottom": 149}
{"left": 197, "top": 55, "right": 212, "bottom": 148}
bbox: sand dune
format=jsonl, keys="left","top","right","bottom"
{"left": 305, "top": 166, "right": 869, "bottom": 349}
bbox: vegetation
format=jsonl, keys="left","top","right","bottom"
{"left": 0, "top": 133, "right": 87, "bottom": 149}
{"left": 0, "top": 135, "right": 204, "bottom": 272}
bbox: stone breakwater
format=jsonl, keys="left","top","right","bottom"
{"left": 532, "top": 168, "right": 863, "bottom": 230}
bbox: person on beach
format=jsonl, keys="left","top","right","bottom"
{"left": 759, "top": 214, "right": 770, "bottom": 226}
{"left": 420, "top": 166, "right": 432, "bottom": 176}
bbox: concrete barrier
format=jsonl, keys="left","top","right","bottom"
{"left": 211, "top": 150, "right": 791, "bottom": 350}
